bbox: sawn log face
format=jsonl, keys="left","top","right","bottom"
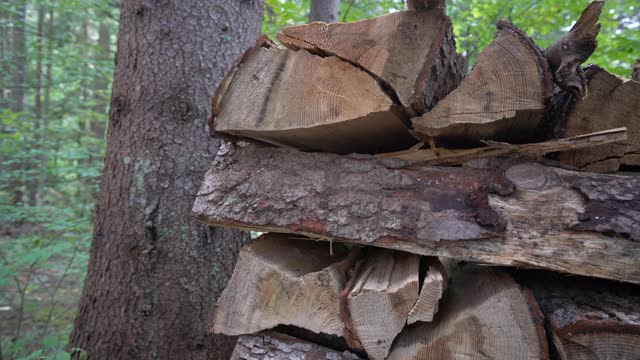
{"left": 193, "top": 144, "right": 640, "bottom": 284}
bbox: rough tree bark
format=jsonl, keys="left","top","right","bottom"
{"left": 193, "top": 144, "right": 640, "bottom": 284}
{"left": 310, "top": 0, "right": 340, "bottom": 23}
{"left": 68, "top": 1, "right": 264, "bottom": 359}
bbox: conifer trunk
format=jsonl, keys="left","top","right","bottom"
{"left": 68, "top": 1, "right": 264, "bottom": 359}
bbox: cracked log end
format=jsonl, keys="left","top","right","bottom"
{"left": 544, "top": 1, "right": 604, "bottom": 97}
{"left": 345, "top": 249, "right": 420, "bottom": 360}
{"left": 411, "top": 21, "right": 552, "bottom": 147}
{"left": 407, "top": 257, "right": 447, "bottom": 324}
{"left": 387, "top": 266, "right": 548, "bottom": 359}
{"left": 210, "top": 233, "right": 361, "bottom": 337}
{"left": 523, "top": 271, "right": 640, "bottom": 360}
{"left": 210, "top": 36, "right": 414, "bottom": 154}
{"left": 276, "top": 8, "right": 465, "bottom": 116}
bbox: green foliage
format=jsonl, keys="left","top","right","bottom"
{"left": 448, "top": 0, "right": 639, "bottom": 76}
{"left": 263, "top": 0, "right": 639, "bottom": 76}
{"left": 1, "top": 1, "right": 637, "bottom": 359}
{"left": 1, "top": 0, "right": 115, "bottom": 358}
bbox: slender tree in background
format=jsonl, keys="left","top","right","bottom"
{"left": 10, "top": 0, "right": 26, "bottom": 114}
{"left": 68, "top": 0, "right": 263, "bottom": 359}
{"left": 310, "top": 0, "right": 341, "bottom": 22}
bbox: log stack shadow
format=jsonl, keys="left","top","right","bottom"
{"left": 194, "top": 1, "right": 640, "bottom": 359}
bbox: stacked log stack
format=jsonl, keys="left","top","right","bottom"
{"left": 194, "top": 1, "right": 640, "bottom": 359}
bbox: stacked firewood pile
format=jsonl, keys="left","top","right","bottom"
{"left": 192, "top": 1, "right": 640, "bottom": 359}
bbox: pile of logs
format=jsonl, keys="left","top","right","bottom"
{"left": 193, "top": 1, "right": 640, "bottom": 359}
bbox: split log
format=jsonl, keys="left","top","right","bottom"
{"left": 193, "top": 143, "right": 640, "bottom": 284}
{"left": 277, "top": 8, "right": 465, "bottom": 115}
{"left": 210, "top": 233, "right": 360, "bottom": 337}
{"left": 343, "top": 249, "right": 420, "bottom": 360}
{"left": 210, "top": 37, "right": 414, "bottom": 154}
{"left": 555, "top": 65, "right": 640, "bottom": 172}
{"left": 407, "top": 258, "right": 447, "bottom": 324}
{"left": 387, "top": 265, "right": 548, "bottom": 359}
{"left": 230, "top": 332, "right": 361, "bottom": 360}
{"left": 544, "top": 1, "right": 604, "bottom": 97}
{"left": 377, "top": 127, "right": 627, "bottom": 166}
{"left": 522, "top": 271, "right": 640, "bottom": 360}
{"left": 411, "top": 21, "right": 553, "bottom": 146}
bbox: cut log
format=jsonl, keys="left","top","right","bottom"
{"left": 193, "top": 143, "right": 640, "bottom": 284}
{"left": 230, "top": 331, "right": 361, "bottom": 360}
{"left": 210, "top": 37, "right": 414, "bottom": 154}
{"left": 555, "top": 65, "right": 640, "bottom": 172}
{"left": 377, "top": 127, "right": 627, "bottom": 166}
{"left": 343, "top": 248, "right": 420, "bottom": 360}
{"left": 522, "top": 271, "right": 640, "bottom": 360}
{"left": 411, "top": 21, "right": 553, "bottom": 146}
{"left": 210, "top": 233, "right": 361, "bottom": 337}
{"left": 544, "top": 1, "right": 604, "bottom": 97}
{"left": 407, "top": 258, "right": 447, "bottom": 324}
{"left": 277, "top": 8, "right": 465, "bottom": 115}
{"left": 387, "top": 265, "right": 548, "bottom": 359}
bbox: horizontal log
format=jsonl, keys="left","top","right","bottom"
{"left": 230, "top": 331, "right": 361, "bottom": 360}
{"left": 521, "top": 271, "right": 640, "bottom": 360}
{"left": 193, "top": 143, "right": 640, "bottom": 284}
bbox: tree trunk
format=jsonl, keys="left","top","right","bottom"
{"left": 92, "top": 22, "right": 110, "bottom": 140}
{"left": 29, "top": 7, "right": 45, "bottom": 206}
{"left": 309, "top": 0, "right": 340, "bottom": 23}
{"left": 10, "top": 0, "right": 26, "bottom": 114}
{"left": 68, "top": 1, "right": 264, "bottom": 359}
{"left": 0, "top": 8, "right": 9, "bottom": 109}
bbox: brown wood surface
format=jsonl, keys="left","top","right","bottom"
{"left": 210, "top": 233, "right": 360, "bottom": 337}
{"left": 193, "top": 143, "right": 640, "bottom": 284}
{"left": 344, "top": 249, "right": 420, "bottom": 360}
{"left": 387, "top": 265, "right": 548, "bottom": 359}
{"left": 377, "top": 127, "right": 627, "bottom": 166}
{"left": 555, "top": 66, "right": 640, "bottom": 172}
{"left": 411, "top": 21, "right": 553, "bottom": 146}
{"left": 211, "top": 38, "right": 413, "bottom": 154}
{"left": 544, "top": 1, "right": 604, "bottom": 97}
{"left": 277, "top": 8, "right": 465, "bottom": 115}
{"left": 407, "top": 258, "right": 447, "bottom": 324}
{"left": 522, "top": 271, "right": 640, "bottom": 360}
{"left": 230, "top": 332, "right": 361, "bottom": 360}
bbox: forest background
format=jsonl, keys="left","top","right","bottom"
{"left": 0, "top": 0, "right": 637, "bottom": 359}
